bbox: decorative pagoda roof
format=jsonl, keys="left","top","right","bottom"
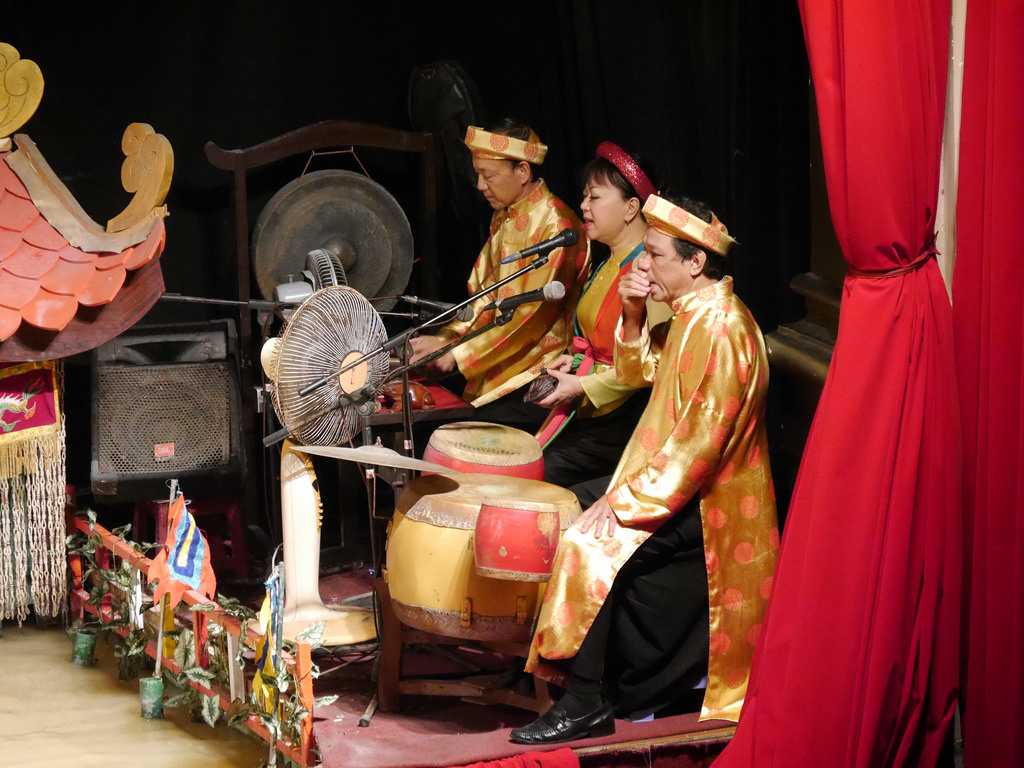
{"left": 0, "top": 42, "right": 173, "bottom": 361}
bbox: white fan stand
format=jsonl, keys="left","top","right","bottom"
{"left": 279, "top": 440, "right": 376, "bottom": 645}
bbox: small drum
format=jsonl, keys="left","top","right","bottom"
{"left": 423, "top": 421, "right": 544, "bottom": 480}
{"left": 386, "top": 474, "right": 580, "bottom": 642}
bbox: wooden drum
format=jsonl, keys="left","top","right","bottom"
{"left": 423, "top": 421, "right": 544, "bottom": 480}
{"left": 385, "top": 474, "right": 580, "bottom": 643}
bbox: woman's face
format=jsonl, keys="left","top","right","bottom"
{"left": 580, "top": 177, "right": 637, "bottom": 245}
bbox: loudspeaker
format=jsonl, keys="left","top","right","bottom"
{"left": 91, "top": 319, "right": 244, "bottom": 501}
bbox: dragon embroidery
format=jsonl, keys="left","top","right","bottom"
{"left": 0, "top": 377, "right": 43, "bottom": 432}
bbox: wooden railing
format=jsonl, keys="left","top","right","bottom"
{"left": 68, "top": 517, "right": 316, "bottom": 766}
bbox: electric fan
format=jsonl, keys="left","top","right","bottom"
{"left": 270, "top": 285, "right": 388, "bottom": 446}
{"left": 262, "top": 285, "right": 389, "bottom": 646}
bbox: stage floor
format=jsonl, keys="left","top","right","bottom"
{"left": 312, "top": 572, "right": 734, "bottom": 768}
{"left": 0, "top": 624, "right": 264, "bottom": 768}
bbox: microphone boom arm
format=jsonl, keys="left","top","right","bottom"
{"left": 296, "top": 251, "right": 552, "bottom": 398}
{"left": 383, "top": 305, "right": 518, "bottom": 384}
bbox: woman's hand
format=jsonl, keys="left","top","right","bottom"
{"left": 575, "top": 495, "right": 618, "bottom": 540}
{"left": 536, "top": 369, "right": 585, "bottom": 409}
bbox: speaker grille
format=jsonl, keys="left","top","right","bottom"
{"left": 94, "top": 362, "right": 234, "bottom": 475}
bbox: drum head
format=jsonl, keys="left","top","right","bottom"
{"left": 426, "top": 421, "right": 544, "bottom": 466}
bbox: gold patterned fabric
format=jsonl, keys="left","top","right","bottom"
{"left": 526, "top": 277, "right": 778, "bottom": 723}
{"left": 642, "top": 194, "right": 737, "bottom": 256}
{"left": 441, "top": 180, "right": 589, "bottom": 404}
{"left": 464, "top": 125, "right": 548, "bottom": 163}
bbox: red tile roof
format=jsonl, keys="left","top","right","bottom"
{"left": 0, "top": 155, "right": 165, "bottom": 339}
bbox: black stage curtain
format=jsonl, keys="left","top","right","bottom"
{"left": 8, "top": 1, "right": 809, "bottom": 493}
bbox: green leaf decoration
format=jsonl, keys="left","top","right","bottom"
{"left": 201, "top": 693, "right": 221, "bottom": 728}
{"left": 294, "top": 621, "right": 325, "bottom": 649}
{"left": 183, "top": 666, "right": 216, "bottom": 685}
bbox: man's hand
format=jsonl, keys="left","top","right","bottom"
{"left": 618, "top": 259, "right": 651, "bottom": 342}
{"left": 536, "top": 369, "right": 585, "bottom": 409}
{"left": 575, "top": 495, "right": 618, "bottom": 540}
{"left": 409, "top": 336, "right": 457, "bottom": 375}
{"left": 618, "top": 264, "right": 651, "bottom": 322}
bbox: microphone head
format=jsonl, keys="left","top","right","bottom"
{"left": 559, "top": 228, "right": 579, "bottom": 246}
{"left": 542, "top": 281, "right": 566, "bottom": 301}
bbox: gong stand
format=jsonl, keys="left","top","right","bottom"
{"left": 205, "top": 121, "right": 439, "bottom": 550}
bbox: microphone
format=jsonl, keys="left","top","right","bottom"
{"left": 500, "top": 229, "right": 579, "bottom": 265}
{"left": 483, "top": 281, "right": 566, "bottom": 313}
{"left": 400, "top": 295, "right": 474, "bottom": 323}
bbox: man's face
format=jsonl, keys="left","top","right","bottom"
{"left": 639, "top": 228, "right": 702, "bottom": 303}
{"left": 473, "top": 155, "right": 530, "bottom": 209}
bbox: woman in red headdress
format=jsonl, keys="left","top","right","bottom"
{"left": 535, "top": 142, "right": 668, "bottom": 506}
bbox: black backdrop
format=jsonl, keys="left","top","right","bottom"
{"left": 8, "top": 1, "right": 810, "bottom": 501}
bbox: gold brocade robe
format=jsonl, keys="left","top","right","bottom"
{"left": 526, "top": 277, "right": 779, "bottom": 722}
{"left": 440, "top": 181, "right": 589, "bottom": 404}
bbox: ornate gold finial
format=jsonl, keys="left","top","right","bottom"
{"left": 106, "top": 122, "right": 174, "bottom": 233}
{"left": 0, "top": 43, "right": 45, "bottom": 141}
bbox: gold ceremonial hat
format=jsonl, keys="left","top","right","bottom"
{"left": 641, "top": 194, "right": 736, "bottom": 256}
{"left": 464, "top": 125, "right": 548, "bottom": 164}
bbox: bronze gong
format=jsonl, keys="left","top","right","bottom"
{"left": 252, "top": 169, "right": 413, "bottom": 310}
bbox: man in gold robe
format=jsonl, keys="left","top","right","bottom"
{"left": 512, "top": 193, "right": 778, "bottom": 745}
{"left": 410, "top": 119, "right": 588, "bottom": 430}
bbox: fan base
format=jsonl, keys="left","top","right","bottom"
{"left": 283, "top": 604, "right": 377, "bottom": 646}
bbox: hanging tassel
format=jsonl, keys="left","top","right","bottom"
{"left": 0, "top": 361, "right": 66, "bottom": 622}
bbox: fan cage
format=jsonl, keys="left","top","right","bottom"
{"left": 272, "top": 286, "right": 388, "bottom": 445}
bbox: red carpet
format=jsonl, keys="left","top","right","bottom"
{"left": 312, "top": 574, "right": 731, "bottom": 768}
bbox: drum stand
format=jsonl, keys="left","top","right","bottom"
{"left": 372, "top": 577, "right": 555, "bottom": 715}
{"left": 366, "top": 323, "right": 560, "bottom": 718}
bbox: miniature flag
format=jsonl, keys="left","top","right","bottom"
{"left": 148, "top": 493, "right": 217, "bottom": 609}
{"left": 251, "top": 567, "right": 282, "bottom": 715}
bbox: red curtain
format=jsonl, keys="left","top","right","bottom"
{"left": 451, "top": 748, "right": 579, "bottom": 768}
{"left": 955, "top": 3, "right": 1024, "bottom": 767}
{"left": 715, "top": 2, "right": 961, "bottom": 766}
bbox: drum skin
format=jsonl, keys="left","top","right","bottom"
{"left": 385, "top": 474, "right": 580, "bottom": 642}
{"left": 424, "top": 421, "right": 544, "bottom": 480}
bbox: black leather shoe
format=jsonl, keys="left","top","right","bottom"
{"left": 509, "top": 702, "right": 615, "bottom": 745}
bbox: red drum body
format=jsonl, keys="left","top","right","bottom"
{"left": 474, "top": 497, "right": 575, "bottom": 582}
{"left": 424, "top": 421, "right": 544, "bottom": 480}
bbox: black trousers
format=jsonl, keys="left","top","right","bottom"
{"left": 568, "top": 497, "right": 710, "bottom": 717}
{"left": 543, "top": 391, "right": 649, "bottom": 505}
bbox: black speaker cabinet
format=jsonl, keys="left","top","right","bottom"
{"left": 91, "top": 319, "right": 244, "bottom": 501}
